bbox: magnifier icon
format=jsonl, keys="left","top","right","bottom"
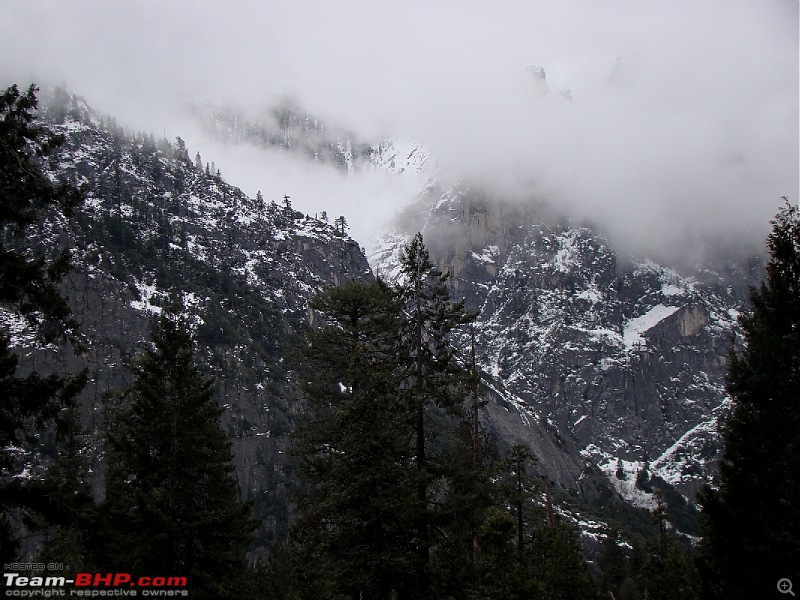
{"left": 779, "top": 578, "right": 795, "bottom": 596}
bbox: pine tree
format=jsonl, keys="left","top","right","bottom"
{"left": 509, "top": 445, "right": 537, "bottom": 555}
{"left": 466, "top": 444, "right": 542, "bottom": 599}
{"left": 281, "top": 235, "right": 483, "bottom": 597}
{"left": 99, "top": 311, "right": 253, "bottom": 599}
{"left": 397, "top": 232, "right": 472, "bottom": 592}
{"left": 530, "top": 521, "right": 596, "bottom": 600}
{"left": 37, "top": 400, "right": 95, "bottom": 571}
{"left": 334, "top": 215, "right": 349, "bottom": 236}
{"left": 427, "top": 403, "right": 495, "bottom": 599}
{"left": 698, "top": 200, "right": 800, "bottom": 599}
{"left": 598, "top": 525, "right": 629, "bottom": 598}
{"left": 174, "top": 136, "right": 189, "bottom": 162}
{"left": 289, "top": 279, "right": 417, "bottom": 598}
{"left": 286, "top": 248, "right": 479, "bottom": 597}
{"left": 637, "top": 492, "right": 699, "bottom": 600}
{"left": 0, "top": 83, "right": 85, "bottom": 562}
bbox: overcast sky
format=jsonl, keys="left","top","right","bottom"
{"left": 1, "top": 0, "right": 797, "bottom": 262}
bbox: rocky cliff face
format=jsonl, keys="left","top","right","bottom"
{"left": 371, "top": 184, "right": 762, "bottom": 527}
{"left": 5, "top": 90, "right": 372, "bottom": 553}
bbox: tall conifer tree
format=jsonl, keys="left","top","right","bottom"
{"left": 397, "top": 232, "right": 472, "bottom": 591}
{"left": 100, "top": 312, "right": 253, "bottom": 599}
{"left": 286, "top": 236, "right": 480, "bottom": 597}
{"left": 290, "top": 279, "right": 416, "bottom": 598}
{"left": 0, "top": 83, "right": 85, "bottom": 561}
{"left": 698, "top": 200, "right": 800, "bottom": 598}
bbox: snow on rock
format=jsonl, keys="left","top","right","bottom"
{"left": 370, "top": 139, "right": 431, "bottom": 176}
{"left": 650, "top": 400, "right": 729, "bottom": 488}
{"left": 622, "top": 304, "right": 680, "bottom": 350}
{"left": 130, "top": 280, "right": 164, "bottom": 315}
{"left": 367, "top": 230, "right": 410, "bottom": 280}
{"left": 471, "top": 245, "right": 499, "bottom": 264}
{"left": 0, "top": 308, "right": 42, "bottom": 349}
{"left": 582, "top": 445, "right": 657, "bottom": 510}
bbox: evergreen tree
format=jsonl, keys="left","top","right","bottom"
{"left": 698, "top": 200, "right": 800, "bottom": 599}
{"left": 478, "top": 444, "right": 595, "bottom": 600}
{"left": 289, "top": 279, "right": 417, "bottom": 598}
{"left": 472, "top": 507, "right": 539, "bottom": 599}
{"left": 397, "top": 232, "right": 472, "bottom": 592}
{"left": 280, "top": 234, "right": 490, "bottom": 597}
{"left": 334, "top": 215, "right": 348, "bottom": 236}
{"left": 616, "top": 456, "right": 627, "bottom": 480}
{"left": 427, "top": 403, "right": 495, "bottom": 599}
{"left": 99, "top": 311, "right": 253, "bottom": 598}
{"left": 506, "top": 444, "right": 536, "bottom": 555}
{"left": 529, "top": 521, "right": 596, "bottom": 600}
{"left": 469, "top": 445, "right": 542, "bottom": 599}
{"left": 285, "top": 237, "right": 479, "bottom": 597}
{"left": 174, "top": 136, "right": 189, "bottom": 162}
{"left": 0, "top": 83, "right": 85, "bottom": 562}
{"left": 37, "top": 401, "right": 95, "bottom": 571}
{"left": 598, "top": 525, "right": 630, "bottom": 598}
{"left": 635, "top": 493, "right": 699, "bottom": 600}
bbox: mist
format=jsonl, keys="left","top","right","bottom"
{"left": 0, "top": 0, "right": 797, "bottom": 262}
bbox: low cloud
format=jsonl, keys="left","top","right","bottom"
{"left": 1, "top": 0, "right": 796, "bottom": 262}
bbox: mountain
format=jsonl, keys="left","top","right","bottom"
{"left": 5, "top": 88, "right": 372, "bottom": 555}
{"left": 185, "top": 98, "right": 432, "bottom": 176}
{"left": 9, "top": 88, "right": 764, "bottom": 557}
{"left": 370, "top": 183, "right": 762, "bottom": 534}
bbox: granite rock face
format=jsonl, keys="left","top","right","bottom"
{"left": 371, "top": 184, "right": 761, "bottom": 518}
{"left": 5, "top": 92, "right": 372, "bottom": 552}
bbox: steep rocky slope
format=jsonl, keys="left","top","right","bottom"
{"left": 371, "top": 184, "right": 761, "bottom": 529}
{"left": 3, "top": 90, "right": 372, "bottom": 553}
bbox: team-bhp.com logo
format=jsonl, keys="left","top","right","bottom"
{"left": 3, "top": 571, "right": 188, "bottom": 597}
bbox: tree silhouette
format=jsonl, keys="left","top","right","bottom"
{"left": 698, "top": 200, "right": 800, "bottom": 599}
{"left": 100, "top": 312, "right": 253, "bottom": 598}
{"left": 0, "top": 83, "right": 85, "bottom": 561}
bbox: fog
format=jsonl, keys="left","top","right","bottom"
{"left": 1, "top": 0, "right": 797, "bottom": 261}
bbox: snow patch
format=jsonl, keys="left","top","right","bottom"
{"left": 661, "top": 284, "right": 684, "bottom": 296}
{"left": 553, "top": 231, "right": 580, "bottom": 273}
{"left": 622, "top": 304, "right": 680, "bottom": 350}
{"left": 471, "top": 245, "right": 499, "bottom": 264}
{"left": 576, "top": 288, "right": 601, "bottom": 303}
{"left": 583, "top": 445, "right": 657, "bottom": 509}
{"left": 0, "top": 308, "right": 37, "bottom": 348}
{"left": 129, "top": 281, "right": 163, "bottom": 315}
